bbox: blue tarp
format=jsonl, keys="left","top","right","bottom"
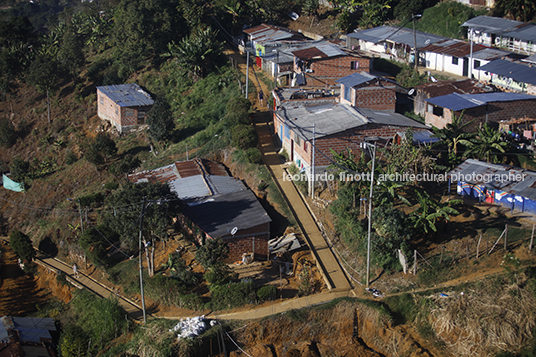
{"left": 2, "top": 174, "right": 24, "bottom": 192}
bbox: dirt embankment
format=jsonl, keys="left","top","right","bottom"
{"left": 229, "top": 301, "right": 437, "bottom": 357}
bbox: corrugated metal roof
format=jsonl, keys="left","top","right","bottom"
{"left": 476, "top": 59, "right": 536, "bottom": 85}
{"left": 502, "top": 24, "right": 536, "bottom": 43}
{"left": 522, "top": 54, "right": 536, "bottom": 64}
{"left": 97, "top": 84, "right": 154, "bottom": 107}
{"left": 420, "top": 39, "right": 486, "bottom": 57}
{"left": 277, "top": 102, "right": 426, "bottom": 141}
{"left": 336, "top": 72, "right": 378, "bottom": 87}
{"left": 291, "top": 43, "right": 346, "bottom": 60}
{"left": 426, "top": 92, "right": 536, "bottom": 111}
{"left": 347, "top": 26, "right": 446, "bottom": 48}
{"left": 472, "top": 47, "right": 512, "bottom": 61}
{"left": 128, "top": 159, "right": 229, "bottom": 184}
{"left": 244, "top": 23, "right": 300, "bottom": 44}
{"left": 462, "top": 16, "right": 525, "bottom": 33}
{"left": 0, "top": 317, "right": 55, "bottom": 344}
{"left": 170, "top": 175, "right": 245, "bottom": 200}
{"left": 182, "top": 190, "right": 271, "bottom": 238}
{"left": 415, "top": 79, "right": 493, "bottom": 97}
{"left": 449, "top": 159, "right": 536, "bottom": 201}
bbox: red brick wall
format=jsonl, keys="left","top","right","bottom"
{"left": 218, "top": 222, "right": 271, "bottom": 262}
{"left": 295, "top": 55, "right": 371, "bottom": 86}
{"left": 97, "top": 89, "right": 152, "bottom": 133}
{"left": 352, "top": 84, "right": 396, "bottom": 111}
{"left": 425, "top": 99, "right": 536, "bottom": 131}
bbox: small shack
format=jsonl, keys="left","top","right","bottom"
{"left": 97, "top": 83, "right": 154, "bottom": 133}
{"left": 449, "top": 159, "right": 536, "bottom": 214}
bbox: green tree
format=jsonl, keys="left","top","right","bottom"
{"left": 147, "top": 99, "right": 174, "bottom": 142}
{"left": 93, "top": 132, "right": 117, "bottom": 160}
{"left": 493, "top": 0, "right": 536, "bottom": 22}
{"left": 58, "top": 325, "right": 88, "bottom": 357}
{"left": 57, "top": 27, "right": 85, "bottom": 82}
{"left": 9, "top": 229, "right": 35, "bottom": 262}
{"left": 79, "top": 226, "right": 117, "bottom": 268}
{"left": 166, "top": 27, "right": 223, "bottom": 81}
{"left": 105, "top": 182, "right": 177, "bottom": 276}
{"left": 231, "top": 124, "right": 258, "bottom": 150}
{"left": 204, "top": 262, "right": 238, "bottom": 286}
{"left": 10, "top": 157, "right": 30, "bottom": 182}
{"left": 195, "top": 238, "right": 230, "bottom": 269}
{"left": 463, "top": 123, "right": 509, "bottom": 163}
{"left": 371, "top": 205, "right": 411, "bottom": 270}
{"left": 0, "top": 118, "right": 17, "bottom": 148}
{"left": 26, "top": 54, "right": 62, "bottom": 124}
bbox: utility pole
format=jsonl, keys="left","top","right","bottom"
{"left": 310, "top": 123, "right": 316, "bottom": 199}
{"left": 412, "top": 14, "right": 422, "bottom": 73}
{"left": 362, "top": 139, "right": 377, "bottom": 287}
{"left": 77, "top": 199, "right": 84, "bottom": 235}
{"left": 245, "top": 50, "right": 249, "bottom": 99}
{"left": 138, "top": 198, "right": 147, "bottom": 324}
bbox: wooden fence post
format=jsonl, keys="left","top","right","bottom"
{"left": 530, "top": 224, "right": 534, "bottom": 252}
{"left": 504, "top": 224, "right": 508, "bottom": 250}
{"left": 476, "top": 233, "right": 482, "bottom": 259}
{"left": 413, "top": 250, "right": 417, "bottom": 275}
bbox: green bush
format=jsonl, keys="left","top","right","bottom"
{"left": 9, "top": 157, "right": 30, "bottom": 182}
{"left": 9, "top": 229, "right": 35, "bottom": 262}
{"left": 65, "top": 150, "right": 78, "bottom": 165}
{"left": 210, "top": 281, "right": 256, "bottom": 310}
{"left": 104, "top": 181, "right": 119, "bottom": 190}
{"left": 145, "top": 274, "right": 186, "bottom": 307}
{"left": 245, "top": 147, "right": 262, "bottom": 164}
{"left": 79, "top": 226, "right": 117, "bottom": 268}
{"left": 78, "top": 192, "right": 104, "bottom": 208}
{"left": 0, "top": 118, "right": 17, "bottom": 148}
{"left": 231, "top": 124, "right": 258, "bottom": 150}
{"left": 256, "top": 285, "right": 277, "bottom": 301}
{"left": 204, "top": 263, "right": 238, "bottom": 286}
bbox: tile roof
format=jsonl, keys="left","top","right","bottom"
{"left": 476, "top": 59, "right": 536, "bottom": 85}
{"left": 97, "top": 84, "right": 154, "bottom": 107}
{"left": 426, "top": 92, "right": 536, "bottom": 111}
{"left": 347, "top": 26, "right": 446, "bottom": 48}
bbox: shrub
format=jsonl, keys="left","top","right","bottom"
{"left": 9, "top": 229, "right": 35, "bottom": 262}
{"left": 65, "top": 150, "right": 78, "bottom": 165}
{"left": 256, "top": 285, "right": 277, "bottom": 301}
{"left": 245, "top": 147, "right": 262, "bottom": 164}
{"left": 9, "top": 157, "right": 30, "bottom": 182}
{"left": 231, "top": 124, "right": 258, "bottom": 150}
{"left": 109, "top": 154, "right": 141, "bottom": 175}
{"left": 104, "top": 181, "right": 119, "bottom": 190}
{"left": 145, "top": 274, "right": 186, "bottom": 307}
{"left": 0, "top": 118, "right": 17, "bottom": 148}
{"left": 210, "top": 281, "right": 256, "bottom": 310}
{"left": 79, "top": 226, "right": 117, "bottom": 268}
{"left": 204, "top": 263, "right": 238, "bottom": 286}
{"left": 195, "top": 238, "right": 229, "bottom": 269}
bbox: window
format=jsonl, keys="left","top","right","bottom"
{"left": 99, "top": 96, "right": 104, "bottom": 105}
{"left": 452, "top": 57, "right": 459, "bottom": 65}
{"left": 115, "top": 107, "right": 118, "bottom": 115}
{"left": 343, "top": 85, "right": 352, "bottom": 101}
{"left": 284, "top": 124, "right": 290, "bottom": 139}
{"left": 432, "top": 106, "right": 444, "bottom": 117}
{"left": 350, "top": 61, "right": 359, "bottom": 70}
{"left": 474, "top": 60, "right": 481, "bottom": 69}
{"left": 295, "top": 134, "right": 301, "bottom": 147}
{"left": 304, "top": 142, "right": 308, "bottom": 153}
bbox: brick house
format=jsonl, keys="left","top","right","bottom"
{"left": 97, "top": 84, "right": 154, "bottom": 133}
{"left": 274, "top": 101, "right": 428, "bottom": 175}
{"left": 291, "top": 44, "right": 371, "bottom": 87}
{"left": 424, "top": 92, "right": 536, "bottom": 131}
{"left": 337, "top": 72, "right": 397, "bottom": 111}
{"left": 413, "top": 79, "right": 495, "bottom": 117}
{"left": 129, "top": 159, "right": 271, "bottom": 261}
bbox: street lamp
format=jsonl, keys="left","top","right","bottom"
{"left": 360, "top": 137, "right": 378, "bottom": 288}
{"left": 412, "top": 14, "right": 422, "bottom": 73}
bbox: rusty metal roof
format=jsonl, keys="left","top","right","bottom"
{"left": 415, "top": 79, "right": 493, "bottom": 97}
{"left": 420, "top": 39, "right": 486, "bottom": 58}
{"left": 128, "top": 159, "right": 229, "bottom": 184}
{"left": 291, "top": 43, "right": 347, "bottom": 60}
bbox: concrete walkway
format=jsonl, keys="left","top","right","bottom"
{"left": 34, "top": 254, "right": 145, "bottom": 320}
{"left": 232, "top": 49, "right": 352, "bottom": 292}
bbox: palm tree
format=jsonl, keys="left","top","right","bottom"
{"left": 463, "top": 124, "right": 509, "bottom": 163}
{"left": 432, "top": 111, "right": 475, "bottom": 166}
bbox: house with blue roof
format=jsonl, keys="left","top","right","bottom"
{"left": 424, "top": 92, "right": 536, "bottom": 131}
{"left": 97, "top": 83, "right": 154, "bottom": 133}
{"left": 476, "top": 59, "right": 536, "bottom": 95}
{"left": 337, "top": 72, "right": 397, "bottom": 112}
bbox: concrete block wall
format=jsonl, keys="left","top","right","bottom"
{"left": 353, "top": 85, "right": 396, "bottom": 111}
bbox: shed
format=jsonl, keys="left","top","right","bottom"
{"left": 97, "top": 84, "right": 154, "bottom": 133}
{"left": 449, "top": 159, "right": 536, "bottom": 214}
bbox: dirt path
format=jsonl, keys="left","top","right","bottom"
{"left": 0, "top": 242, "right": 50, "bottom": 316}
{"left": 226, "top": 47, "right": 353, "bottom": 293}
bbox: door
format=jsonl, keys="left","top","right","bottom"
{"left": 462, "top": 58, "right": 469, "bottom": 77}
{"left": 290, "top": 139, "right": 294, "bottom": 162}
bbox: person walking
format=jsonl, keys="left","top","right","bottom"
{"left": 258, "top": 91, "right": 264, "bottom": 106}
{"left": 73, "top": 263, "right": 79, "bottom": 278}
